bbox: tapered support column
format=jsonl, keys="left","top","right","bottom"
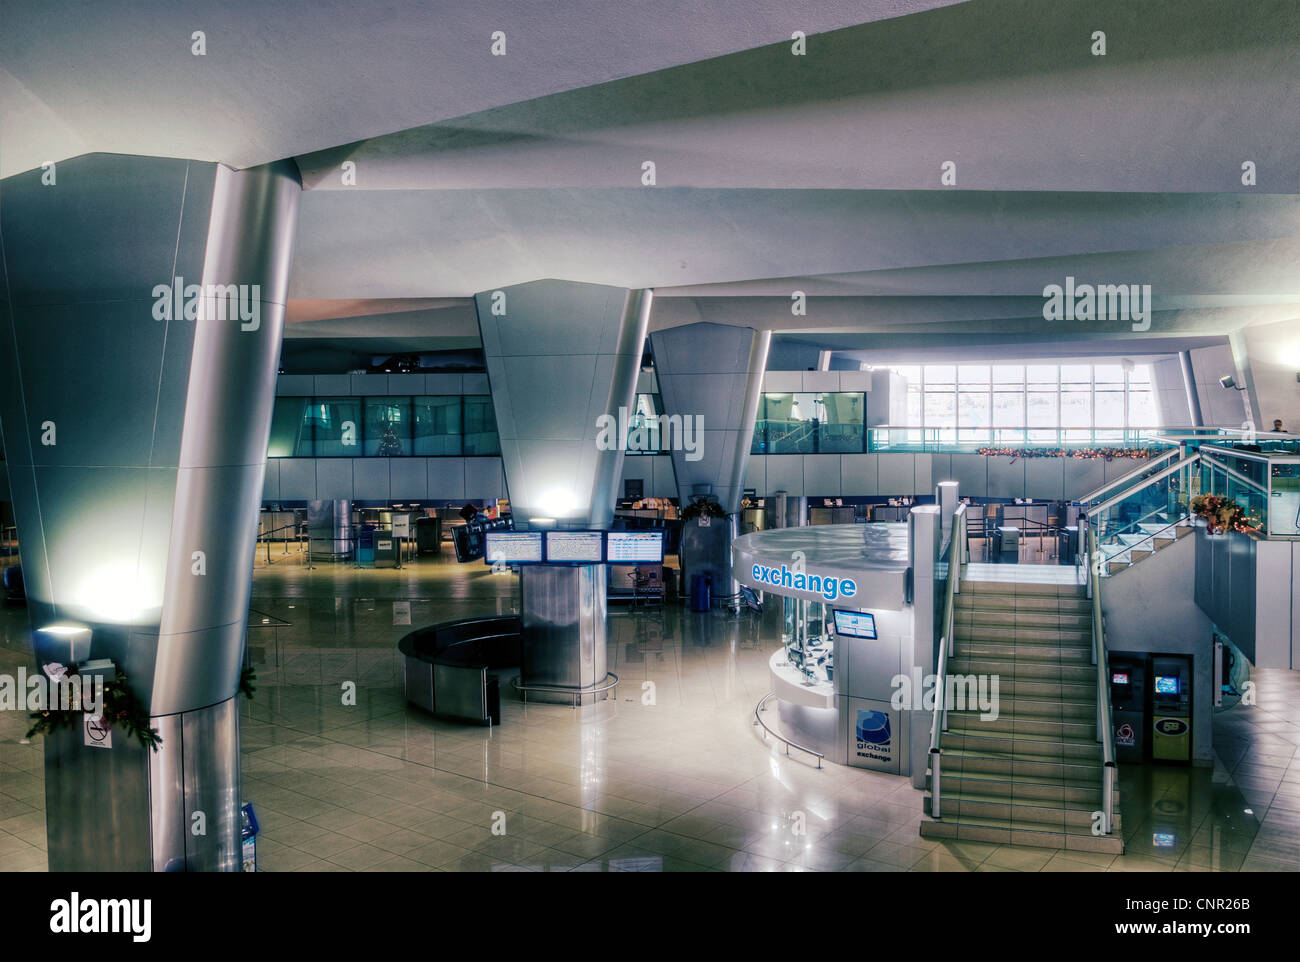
{"left": 0, "top": 153, "right": 300, "bottom": 870}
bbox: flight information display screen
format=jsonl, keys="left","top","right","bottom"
{"left": 605, "top": 531, "right": 664, "bottom": 563}
{"left": 545, "top": 531, "right": 605, "bottom": 563}
{"left": 831, "top": 609, "right": 877, "bottom": 639}
{"left": 483, "top": 531, "right": 544, "bottom": 565}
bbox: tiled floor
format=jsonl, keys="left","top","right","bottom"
{"left": 0, "top": 551, "right": 1296, "bottom": 871}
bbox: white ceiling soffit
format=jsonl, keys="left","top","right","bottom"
{"left": 295, "top": 0, "right": 1300, "bottom": 194}
{"left": 288, "top": 188, "right": 1300, "bottom": 298}
{"left": 0, "top": 0, "right": 966, "bottom": 178}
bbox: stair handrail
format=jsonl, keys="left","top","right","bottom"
{"left": 927, "top": 503, "right": 965, "bottom": 820}
{"left": 1076, "top": 448, "right": 1181, "bottom": 509}
{"left": 1087, "top": 525, "right": 1118, "bottom": 838}
{"left": 1095, "top": 514, "right": 1191, "bottom": 570}
{"left": 1088, "top": 451, "right": 1200, "bottom": 517}
{"left": 1198, "top": 450, "right": 1270, "bottom": 496}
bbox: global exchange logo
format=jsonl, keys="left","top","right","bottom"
{"left": 856, "top": 710, "right": 891, "bottom": 745}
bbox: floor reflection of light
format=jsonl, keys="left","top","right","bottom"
{"left": 579, "top": 721, "right": 602, "bottom": 802}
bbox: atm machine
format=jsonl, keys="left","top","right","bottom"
{"left": 1151, "top": 655, "right": 1192, "bottom": 764}
{"left": 1109, "top": 653, "right": 1147, "bottom": 764}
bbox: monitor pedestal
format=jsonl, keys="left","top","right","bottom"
{"left": 518, "top": 565, "right": 609, "bottom": 705}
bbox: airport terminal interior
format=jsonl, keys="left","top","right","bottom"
{"left": 1, "top": 1, "right": 1299, "bottom": 874}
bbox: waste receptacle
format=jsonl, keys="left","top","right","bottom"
{"left": 690, "top": 574, "right": 712, "bottom": 611}
{"left": 415, "top": 516, "right": 442, "bottom": 555}
{"left": 1058, "top": 526, "right": 1079, "bottom": 566}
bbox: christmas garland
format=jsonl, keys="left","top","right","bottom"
{"left": 975, "top": 446, "right": 1157, "bottom": 462}
{"left": 26, "top": 664, "right": 258, "bottom": 752}
{"left": 26, "top": 667, "right": 162, "bottom": 752}
{"left": 1190, "top": 494, "right": 1262, "bottom": 534}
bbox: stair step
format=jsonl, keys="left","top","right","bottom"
{"left": 923, "top": 790, "right": 1124, "bottom": 832}
{"left": 949, "top": 658, "right": 1094, "bottom": 683}
{"left": 948, "top": 694, "right": 1096, "bottom": 719}
{"left": 956, "top": 609, "right": 1090, "bottom": 629}
{"left": 989, "top": 677, "right": 1095, "bottom": 700}
{"left": 939, "top": 747, "right": 1103, "bottom": 781}
{"left": 955, "top": 595, "right": 1091, "bottom": 614}
{"left": 927, "top": 770, "right": 1118, "bottom": 807}
{"left": 939, "top": 730, "right": 1103, "bottom": 761}
{"left": 963, "top": 582, "right": 1086, "bottom": 599}
{"left": 956, "top": 626, "right": 1091, "bottom": 646}
{"left": 918, "top": 813, "right": 1124, "bottom": 853}
{"left": 956, "top": 642, "right": 1092, "bottom": 664}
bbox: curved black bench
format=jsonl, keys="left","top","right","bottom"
{"left": 398, "top": 616, "right": 522, "bottom": 725}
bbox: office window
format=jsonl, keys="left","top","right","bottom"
{"left": 818, "top": 392, "right": 865, "bottom": 452}
{"left": 365, "top": 397, "right": 412, "bottom": 456}
{"left": 311, "top": 397, "right": 362, "bottom": 457}
{"left": 462, "top": 396, "right": 501, "bottom": 455}
{"left": 414, "top": 396, "right": 462, "bottom": 456}
{"left": 268, "top": 397, "right": 313, "bottom": 457}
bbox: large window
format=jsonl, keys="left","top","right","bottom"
{"left": 752, "top": 392, "right": 868, "bottom": 454}
{"left": 268, "top": 394, "right": 500, "bottom": 457}
{"left": 894, "top": 362, "right": 1158, "bottom": 443}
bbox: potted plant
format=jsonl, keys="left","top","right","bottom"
{"left": 1189, "top": 494, "right": 1262, "bottom": 535}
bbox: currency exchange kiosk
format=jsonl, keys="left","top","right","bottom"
{"left": 1151, "top": 655, "right": 1192, "bottom": 764}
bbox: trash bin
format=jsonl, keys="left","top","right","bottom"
{"left": 415, "top": 516, "right": 442, "bottom": 555}
{"left": 690, "top": 573, "right": 712, "bottom": 611}
{"left": 1058, "top": 526, "right": 1079, "bottom": 566}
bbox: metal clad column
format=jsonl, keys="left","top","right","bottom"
{"left": 650, "top": 323, "right": 769, "bottom": 515}
{"left": 476, "top": 279, "right": 649, "bottom": 529}
{"left": 476, "top": 280, "right": 648, "bottom": 702}
{"left": 0, "top": 154, "right": 300, "bottom": 870}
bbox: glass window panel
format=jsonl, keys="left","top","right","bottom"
{"left": 462, "top": 396, "right": 501, "bottom": 455}
{"left": 1128, "top": 364, "right": 1152, "bottom": 387}
{"left": 268, "top": 396, "right": 312, "bottom": 457}
{"left": 413, "top": 396, "right": 462, "bottom": 456}
{"left": 924, "top": 365, "right": 957, "bottom": 390}
{"left": 310, "top": 397, "right": 362, "bottom": 457}
{"left": 1094, "top": 364, "right": 1124, "bottom": 384}
{"left": 768, "top": 393, "right": 816, "bottom": 453}
{"left": 365, "top": 397, "right": 412, "bottom": 456}
{"left": 818, "top": 392, "right": 865, "bottom": 453}
{"left": 958, "top": 391, "right": 990, "bottom": 428}
{"left": 992, "top": 365, "right": 1024, "bottom": 386}
{"left": 958, "top": 365, "right": 991, "bottom": 388}
{"left": 1027, "top": 391, "right": 1058, "bottom": 428}
{"left": 993, "top": 391, "right": 1024, "bottom": 427}
{"left": 1060, "top": 364, "right": 1091, "bottom": 388}
{"left": 1027, "top": 365, "right": 1058, "bottom": 390}
{"left": 1060, "top": 390, "right": 1092, "bottom": 428}
{"left": 1094, "top": 390, "right": 1125, "bottom": 428}
{"left": 924, "top": 391, "right": 956, "bottom": 428}
{"left": 1128, "top": 389, "right": 1157, "bottom": 427}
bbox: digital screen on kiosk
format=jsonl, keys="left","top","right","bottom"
{"left": 1154, "top": 675, "right": 1180, "bottom": 695}
{"left": 482, "top": 531, "right": 544, "bottom": 565}
{"left": 831, "top": 609, "right": 877, "bottom": 639}
{"left": 545, "top": 531, "right": 605, "bottom": 563}
{"left": 1111, "top": 672, "right": 1129, "bottom": 685}
{"left": 605, "top": 531, "right": 664, "bottom": 563}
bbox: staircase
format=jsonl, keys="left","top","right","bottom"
{"left": 919, "top": 579, "right": 1123, "bottom": 854}
{"left": 1099, "top": 516, "right": 1194, "bottom": 575}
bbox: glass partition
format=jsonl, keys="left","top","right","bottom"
{"left": 781, "top": 596, "right": 833, "bottom": 686}
{"left": 267, "top": 394, "right": 500, "bottom": 457}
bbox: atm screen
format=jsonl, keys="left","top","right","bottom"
{"left": 1154, "top": 675, "right": 1180, "bottom": 695}
{"left": 1111, "top": 672, "right": 1129, "bottom": 685}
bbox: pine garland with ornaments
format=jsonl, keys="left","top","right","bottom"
{"left": 975, "top": 446, "right": 1157, "bottom": 462}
